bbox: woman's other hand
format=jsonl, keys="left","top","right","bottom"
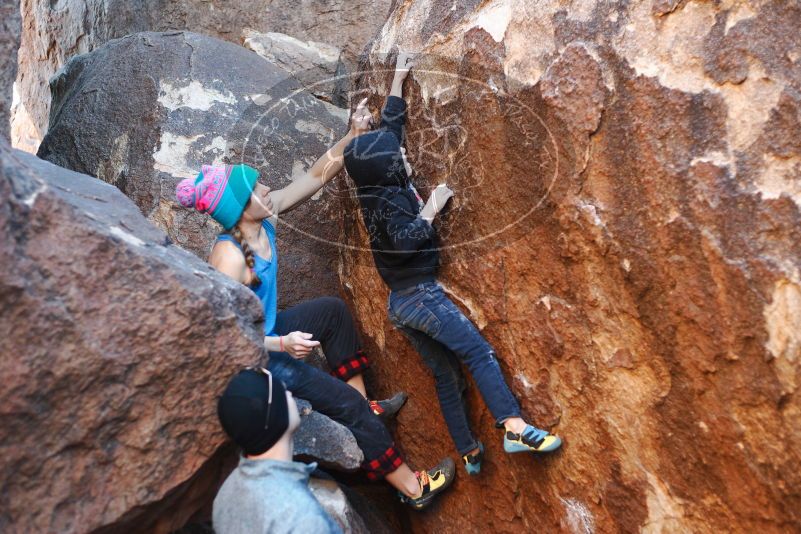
{"left": 282, "top": 331, "right": 321, "bottom": 358}
{"left": 349, "top": 97, "right": 372, "bottom": 136}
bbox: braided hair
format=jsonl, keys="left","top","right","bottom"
{"left": 228, "top": 194, "right": 261, "bottom": 287}
{"left": 229, "top": 225, "right": 261, "bottom": 287}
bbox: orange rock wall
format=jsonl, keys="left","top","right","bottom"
{"left": 335, "top": 1, "right": 801, "bottom": 532}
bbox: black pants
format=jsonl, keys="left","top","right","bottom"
{"left": 268, "top": 297, "right": 402, "bottom": 479}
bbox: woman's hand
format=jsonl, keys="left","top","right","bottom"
{"left": 420, "top": 184, "right": 454, "bottom": 222}
{"left": 349, "top": 97, "right": 372, "bottom": 136}
{"left": 281, "top": 331, "right": 321, "bottom": 358}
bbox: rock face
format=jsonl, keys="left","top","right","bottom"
{"left": 255, "top": 0, "right": 392, "bottom": 66}
{"left": 336, "top": 1, "right": 801, "bottom": 533}
{"left": 38, "top": 31, "right": 347, "bottom": 309}
{"left": 244, "top": 30, "right": 347, "bottom": 106}
{"left": 0, "top": 0, "right": 20, "bottom": 140}
{"left": 0, "top": 139, "right": 266, "bottom": 532}
{"left": 12, "top": 0, "right": 391, "bottom": 152}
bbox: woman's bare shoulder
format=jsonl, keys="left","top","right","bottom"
{"left": 208, "top": 239, "right": 247, "bottom": 281}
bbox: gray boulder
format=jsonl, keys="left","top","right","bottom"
{"left": 294, "top": 399, "right": 363, "bottom": 472}
{"left": 12, "top": 0, "right": 391, "bottom": 151}
{"left": 38, "top": 31, "right": 347, "bottom": 309}
{"left": 309, "top": 477, "right": 370, "bottom": 534}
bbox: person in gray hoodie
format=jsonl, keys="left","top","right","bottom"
{"left": 213, "top": 367, "right": 341, "bottom": 534}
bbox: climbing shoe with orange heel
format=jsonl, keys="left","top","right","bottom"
{"left": 369, "top": 392, "right": 408, "bottom": 422}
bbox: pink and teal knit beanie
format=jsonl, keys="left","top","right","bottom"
{"left": 175, "top": 164, "right": 259, "bottom": 230}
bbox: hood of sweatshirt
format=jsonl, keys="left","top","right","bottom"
{"left": 344, "top": 129, "right": 410, "bottom": 189}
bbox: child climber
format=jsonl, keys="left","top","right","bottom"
{"left": 343, "top": 53, "right": 563, "bottom": 476}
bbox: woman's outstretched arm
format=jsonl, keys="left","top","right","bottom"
{"left": 269, "top": 98, "right": 371, "bottom": 215}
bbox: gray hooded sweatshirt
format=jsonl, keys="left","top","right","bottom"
{"left": 213, "top": 457, "right": 341, "bottom": 534}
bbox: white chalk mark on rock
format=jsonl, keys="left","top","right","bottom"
{"left": 152, "top": 132, "right": 202, "bottom": 179}
{"left": 560, "top": 497, "right": 595, "bottom": 534}
{"left": 110, "top": 226, "right": 145, "bottom": 247}
{"left": 158, "top": 80, "right": 236, "bottom": 111}
{"left": 764, "top": 278, "right": 801, "bottom": 395}
{"left": 472, "top": 2, "right": 512, "bottom": 42}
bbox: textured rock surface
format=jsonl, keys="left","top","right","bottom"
{"left": 255, "top": 0, "right": 392, "bottom": 65}
{"left": 0, "top": 0, "right": 20, "bottom": 140}
{"left": 309, "top": 477, "right": 370, "bottom": 534}
{"left": 336, "top": 1, "right": 801, "bottom": 533}
{"left": 12, "top": 0, "right": 390, "bottom": 152}
{"left": 295, "top": 399, "right": 363, "bottom": 471}
{"left": 38, "top": 31, "right": 347, "bottom": 309}
{"left": 0, "top": 139, "right": 265, "bottom": 532}
{"left": 244, "top": 30, "right": 347, "bottom": 105}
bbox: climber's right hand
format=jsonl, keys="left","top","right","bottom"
{"left": 282, "top": 331, "right": 320, "bottom": 358}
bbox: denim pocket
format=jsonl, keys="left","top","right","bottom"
{"left": 390, "top": 290, "right": 441, "bottom": 337}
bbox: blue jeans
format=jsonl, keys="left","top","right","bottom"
{"left": 388, "top": 281, "right": 522, "bottom": 455}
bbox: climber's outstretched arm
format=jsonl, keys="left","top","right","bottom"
{"left": 389, "top": 51, "right": 415, "bottom": 98}
{"left": 269, "top": 98, "right": 371, "bottom": 215}
{"left": 378, "top": 52, "right": 415, "bottom": 145}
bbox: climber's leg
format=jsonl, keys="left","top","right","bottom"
{"left": 389, "top": 282, "right": 520, "bottom": 425}
{"left": 273, "top": 297, "right": 369, "bottom": 385}
{"left": 389, "top": 309, "right": 479, "bottom": 456}
{"left": 267, "top": 351, "right": 453, "bottom": 504}
{"left": 389, "top": 282, "right": 562, "bottom": 453}
{"left": 273, "top": 297, "right": 407, "bottom": 419}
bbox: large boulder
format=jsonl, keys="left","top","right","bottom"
{"left": 38, "top": 31, "right": 348, "bottom": 309}
{"left": 12, "top": 0, "right": 391, "bottom": 152}
{"left": 336, "top": 1, "right": 801, "bottom": 533}
{"left": 0, "top": 138, "right": 266, "bottom": 532}
{"left": 0, "top": 0, "right": 20, "bottom": 140}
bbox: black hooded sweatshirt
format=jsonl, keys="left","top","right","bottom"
{"left": 343, "top": 96, "right": 439, "bottom": 290}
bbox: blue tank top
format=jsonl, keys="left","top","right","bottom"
{"left": 217, "top": 219, "right": 279, "bottom": 336}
